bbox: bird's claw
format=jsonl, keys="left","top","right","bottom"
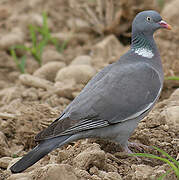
{"left": 122, "top": 145, "right": 141, "bottom": 161}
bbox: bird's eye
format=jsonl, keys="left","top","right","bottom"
{"left": 146, "top": 16, "right": 151, "bottom": 21}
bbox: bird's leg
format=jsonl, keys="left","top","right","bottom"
{"left": 122, "top": 144, "right": 133, "bottom": 154}
{"left": 122, "top": 144, "right": 141, "bottom": 161}
{"left": 128, "top": 141, "right": 151, "bottom": 152}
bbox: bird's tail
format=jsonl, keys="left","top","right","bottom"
{"left": 10, "top": 136, "right": 69, "bottom": 173}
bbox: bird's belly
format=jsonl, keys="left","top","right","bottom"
{"left": 70, "top": 117, "right": 142, "bottom": 147}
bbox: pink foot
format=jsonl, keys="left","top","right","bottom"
{"left": 128, "top": 142, "right": 151, "bottom": 152}
{"left": 123, "top": 145, "right": 133, "bottom": 154}
{"left": 122, "top": 144, "right": 141, "bottom": 161}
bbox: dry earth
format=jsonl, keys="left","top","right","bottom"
{"left": 0, "top": 0, "right": 178, "bottom": 180}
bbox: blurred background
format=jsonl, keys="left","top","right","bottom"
{"left": 0, "top": 0, "right": 178, "bottom": 179}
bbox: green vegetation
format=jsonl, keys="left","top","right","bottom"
{"left": 12, "top": 154, "right": 19, "bottom": 158}
{"left": 10, "top": 48, "right": 27, "bottom": 73}
{"left": 166, "top": 76, "right": 179, "bottom": 81}
{"left": 129, "top": 146, "right": 179, "bottom": 180}
{"left": 10, "top": 12, "right": 68, "bottom": 73}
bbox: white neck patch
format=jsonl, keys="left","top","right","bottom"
{"left": 133, "top": 48, "right": 154, "bottom": 58}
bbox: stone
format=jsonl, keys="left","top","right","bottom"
{"left": 73, "top": 145, "right": 106, "bottom": 170}
{"left": 54, "top": 80, "right": 76, "bottom": 99}
{"left": 104, "top": 172, "right": 122, "bottom": 180}
{"left": 131, "top": 164, "right": 153, "bottom": 180}
{"left": 72, "top": 91, "right": 81, "bottom": 98}
{"left": 0, "top": 157, "right": 13, "bottom": 169}
{"left": 0, "top": 28, "right": 25, "bottom": 50}
{"left": 46, "top": 164, "right": 77, "bottom": 180}
{"left": 21, "top": 87, "right": 39, "bottom": 101}
{"left": 71, "top": 55, "right": 92, "bottom": 66}
{"left": 0, "top": 5, "right": 10, "bottom": 20}
{"left": 0, "top": 52, "right": 15, "bottom": 69}
{"left": 52, "top": 32, "right": 90, "bottom": 45}
{"left": 91, "top": 175, "right": 101, "bottom": 180}
{"left": 67, "top": 18, "right": 90, "bottom": 32}
{"left": 91, "top": 35, "right": 127, "bottom": 69}
{"left": 42, "top": 49, "right": 65, "bottom": 64}
{"left": 20, "top": 13, "right": 43, "bottom": 27}
{"left": 74, "top": 168, "right": 92, "bottom": 179}
{"left": 168, "top": 88, "right": 179, "bottom": 103}
{"left": 0, "top": 113, "right": 16, "bottom": 119}
{"left": 55, "top": 65, "right": 96, "bottom": 85}
{"left": 163, "top": 106, "right": 179, "bottom": 127}
{"left": 10, "top": 12, "right": 53, "bottom": 30}
{"left": 159, "top": 88, "right": 179, "bottom": 129}
{"left": 19, "top": 74, "right": 54, "bottom": 90}
{"left": 57, "top": 150, "right": 69, "bottom": 163}
{"left": 0, "top": 87, "right": 22, "bottom": 105}
{"left": 128, "top": 164, "right": 171, "bottom": 180}
{"left": 24, "top": 57, "right": 40, "bottom": 74}
{"left": 97, "top": 170, "right": 108, "bottom": 179}
{"left": 7, "top": 173, "right": 32, "bottom": 180}
{"left": 33, "top": 61, "right": 66, "bottom": 82}
{"left": 0, "top": 131, "right": 10, "bottom": 156}
{"left": 31, "top": 164, "right": 78, "bottom": 180}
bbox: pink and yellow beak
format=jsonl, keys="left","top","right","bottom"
{"left": 159, "top": 20, "right": 172, "bottom": 30}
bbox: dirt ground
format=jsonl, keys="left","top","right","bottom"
{"left": 0, "top": 0, "right": 178, "bottom": 180}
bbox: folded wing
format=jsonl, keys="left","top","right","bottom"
{"left": 35, "top": 62, "right": 162, "bottom": 141}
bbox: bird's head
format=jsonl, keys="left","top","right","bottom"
{"left": 132, "top": 10, "right": 171, "bottom": 36}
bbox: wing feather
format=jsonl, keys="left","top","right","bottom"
{"left": 35, "top": 61, "right": 162, "bottom": 141}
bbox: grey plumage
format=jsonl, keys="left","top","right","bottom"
{"left": 10, "top": 10, "right": 171, "bottom": 173}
